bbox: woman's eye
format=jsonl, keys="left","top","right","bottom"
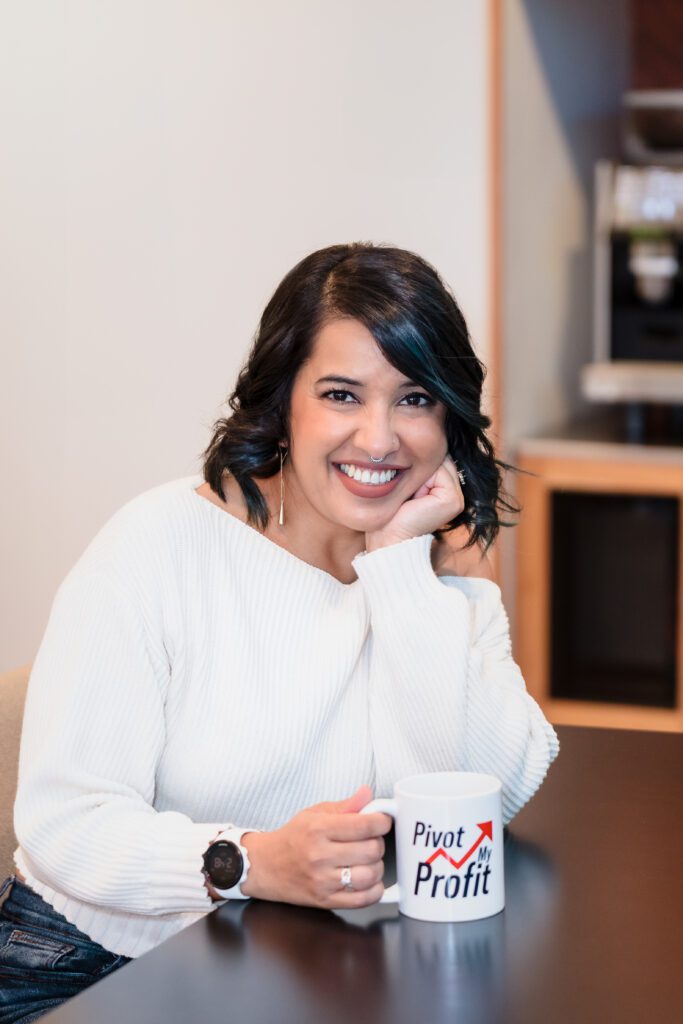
{"left": 403, "top": 392, "right": 435, "bottom": 407}
{"left": 324, "top": 390, "right": 356, "bottom": 403}
{"left": 321, "top": 389, "right": 432, "bottom": 405}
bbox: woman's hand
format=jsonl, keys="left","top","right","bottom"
{"left": 365, "top": 453, "right": 465, "bottom": 552}
{"left": 240, "top": 786, "right": 392, "bottom": 909}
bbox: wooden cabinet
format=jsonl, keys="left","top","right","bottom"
{"left": 515, "top": 421, "right": 683, "bottom": 732}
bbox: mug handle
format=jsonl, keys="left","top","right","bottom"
{"left": 360, "top": 798, "right": 399, "bottom": 904}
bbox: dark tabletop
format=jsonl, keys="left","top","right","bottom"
{"left": 45, "top": 726, "right": 683, "bottom": 1024}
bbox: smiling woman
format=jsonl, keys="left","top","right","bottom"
{"left": 203, "top": 243, "right": 522, "bottom": 575}
{"left": 6, "top": 242, "right": 558, "bottom": 1023}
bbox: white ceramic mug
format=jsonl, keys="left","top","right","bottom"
{"left": 361, "top": 771, "right": 504, "bottom": 922}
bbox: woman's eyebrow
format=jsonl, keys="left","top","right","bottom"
{"left": 315, "top": 374, "right": 419, "bottom": 388}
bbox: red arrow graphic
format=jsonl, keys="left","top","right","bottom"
{"left": 425, "top": 821, "right": 493, "bottom": 870}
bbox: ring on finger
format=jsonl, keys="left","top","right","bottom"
{"left": 340, "top": 866, "right": 354, "bottom": 891}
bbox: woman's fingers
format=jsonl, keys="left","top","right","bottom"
{"left": 324, "top": 811, "right": 392, "bottom": 842}
{"left": 330, "top": 859, "right": 384, "bottom": 892}
{"left": 264, "top": 797, "right": 393, "bottom": 909}
{"left": 329, "top": 836, "right": 386, "bottom": 865}
{"left": 329, "top": 880, "right": 386, "bottom": 909}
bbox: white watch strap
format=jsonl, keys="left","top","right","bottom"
{"left": 209, "top": 826, "right": 258, "bottom": 900}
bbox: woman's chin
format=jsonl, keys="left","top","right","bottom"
{"left": 335, "top": 510, "right": 396, "bottom": 534}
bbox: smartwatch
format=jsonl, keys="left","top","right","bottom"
{"left": 202, "top": 827, "right": 254, "bottom": 899}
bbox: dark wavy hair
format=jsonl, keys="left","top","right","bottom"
{"left": 202, "top": 242, "right": 521, "bottom": 554}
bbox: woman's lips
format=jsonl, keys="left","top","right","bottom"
{"left": 332, "top": 463, "right": 405, "bottom": 498}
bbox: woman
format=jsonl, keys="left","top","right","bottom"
{"left": 1, "top": 242, "right": 559, "bottom": 1021}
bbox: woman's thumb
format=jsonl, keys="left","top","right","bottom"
{"left": 334, "top": 784, "right": 374, "bottom": 813}
{"left": 315, "top": 784, "right": 374, "bottom": 815}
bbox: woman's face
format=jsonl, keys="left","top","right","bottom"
{"left": 283, "top": 317, "right": 448, "bottom": 536}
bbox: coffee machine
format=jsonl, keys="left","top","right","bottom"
{"left": 582, "top": 90, "right": 683, "bottom": 442}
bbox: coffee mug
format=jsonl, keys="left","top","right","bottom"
{"left": 361, "top": 771, "right": 504, "bottom": 922}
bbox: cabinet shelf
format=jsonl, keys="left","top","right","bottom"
{"left": 515, "top": 415, "right": 683, "bottom": 732}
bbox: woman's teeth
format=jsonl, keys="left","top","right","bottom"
{"left": 338, "top": 463, "right": 399, "bottom": 486}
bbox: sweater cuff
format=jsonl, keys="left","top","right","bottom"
{"left": 143, "top": 817, "right": 258, "bottom": 914}
{"left": 351, "top": 533, "right": 443, "bottom": 604}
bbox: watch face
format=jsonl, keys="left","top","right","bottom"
{"left": 204, "top": 840, "right": 244, "bottom": 889}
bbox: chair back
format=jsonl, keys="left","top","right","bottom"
{"left": 0, "top": 664, "right": 31, "bottom": 882}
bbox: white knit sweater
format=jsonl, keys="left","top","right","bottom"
{"left": 13, "top": 475, "right": 559, "bottom": 958}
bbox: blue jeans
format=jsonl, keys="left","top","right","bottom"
{"left": 0, "top": 875, "right": 131, "bottom": 1023}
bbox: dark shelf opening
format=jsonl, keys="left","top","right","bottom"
{"left": 550, "top": 491, "right": 678, "bottom": 708}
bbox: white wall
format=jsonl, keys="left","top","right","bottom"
{"left": 0, "top": 0, "right": 491, "bottom": 670}
{"left": 502, "top": 0, "right": 629, "bottom": 451}
{"left": 498, "top": 0, "right": 629, "bottom": 633}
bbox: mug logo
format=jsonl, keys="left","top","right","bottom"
{"left": 412, "top": 820, "right": 494, "bottom": 900}
{"left": 426, "top": 820, "right": 493, "bottom": 870}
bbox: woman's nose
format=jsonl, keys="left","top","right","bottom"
{"left": 354, "top": 405, "right": 399, "bottom": 456}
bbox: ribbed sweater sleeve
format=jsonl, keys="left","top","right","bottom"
{"left": 13, "top": 567, "right": 243, "bottom": 915}
{"left": 351, "top": 533, "right": 560, "bottom": 825}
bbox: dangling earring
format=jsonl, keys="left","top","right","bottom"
{"left": 278, "top": 445, "right": 288, "bottom": 526}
